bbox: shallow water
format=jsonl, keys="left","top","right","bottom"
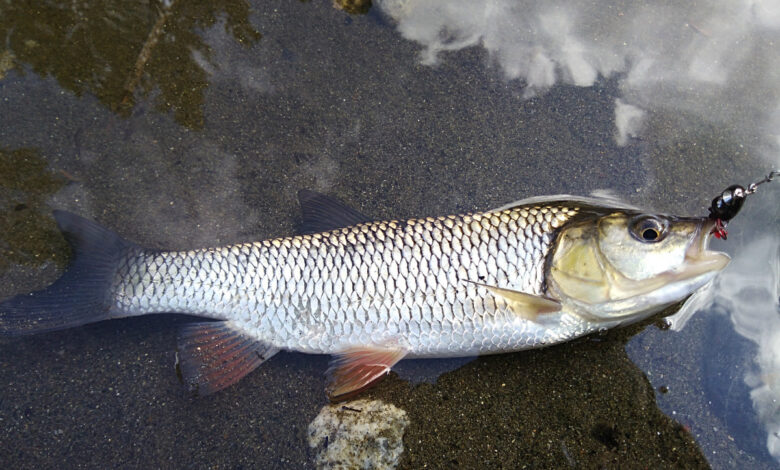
{"left": 0, "top": 1, "right": 778, "bottom": 468}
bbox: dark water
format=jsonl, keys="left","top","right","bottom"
{"left": 0, "top": 1, "right": 778, "bottom": 468}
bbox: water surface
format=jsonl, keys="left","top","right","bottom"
{"left": 0, "top": 1, "right": 778, "bottom": 468}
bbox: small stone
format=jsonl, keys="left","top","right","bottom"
{"left": 308, "top": 399, "right": 409, "bottom": 469}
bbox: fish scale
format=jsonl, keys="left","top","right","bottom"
{"left": 110, "top": 205, "right": 584, "bottom": 356}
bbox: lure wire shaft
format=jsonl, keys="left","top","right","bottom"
{"left": 745, "top": 170, "right": 779, "bottom": 195}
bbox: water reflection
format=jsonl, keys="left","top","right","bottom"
{"left": 333, "top": 0, "right": 373, "bottom": 15}
{"left": 0, "top": 0, "right": 777, "bottom": 467}
{"left": 0, "top": 0, "right": 260, "bottom": 128}
{"left": 0, "top": 148, "right": 68, "bottom": 270}
{"left": 666, "top": 185, "right": 780, "bottom": 461}
{"left": 375, "top": 0, "right": 780, "bottom": 463}
{"left": 376, "top": 0, "right": 780, "bottom": 152}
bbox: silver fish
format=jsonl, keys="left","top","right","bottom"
{"left": 0, "top": 191, "right": 729, "bottom": 399}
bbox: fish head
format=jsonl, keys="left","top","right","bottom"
{"left": 548, "top": 210, "right": 730, "bottom": 324}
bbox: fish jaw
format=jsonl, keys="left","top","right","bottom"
{"left": 680, "top": 219, "right": 731, "bottom": 276}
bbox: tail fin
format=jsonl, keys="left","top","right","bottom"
{"left": 0, "top": 211, "right": 136, "bottom": 336}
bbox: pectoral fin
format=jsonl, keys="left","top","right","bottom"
{"left": 326, "top": 345, "right": 407, "bottom": 401}
{"left": 468, "top": 281, "right": 561, "bottom": 321}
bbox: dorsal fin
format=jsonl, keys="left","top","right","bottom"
{"left": 297, "top": 190, "right": 372, "bottom": 235}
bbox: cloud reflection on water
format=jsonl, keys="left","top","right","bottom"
{"left": 376, "top": 0, "right": 780, "bottom": 461}
{"left": 377, "top": 0, "right": 780, "bottom": 153}
{"left": 671, "top": 187, "right": 780, "bottom": 461}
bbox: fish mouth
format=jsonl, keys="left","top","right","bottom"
{"left": 680, "top": 219, "right": 731, "bottom": 277}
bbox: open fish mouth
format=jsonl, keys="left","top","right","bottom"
{"left": 680, "top": 219, "right": 731, "bottom": 279}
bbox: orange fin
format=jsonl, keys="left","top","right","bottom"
{"left": 176, "top": 321, "right": 279, "bottom": 396}
{"left": 467, "top": 281, "right": 561, "bottom": 321}
{"left": 326, "top": 346, "right": 407, "bottom": 401}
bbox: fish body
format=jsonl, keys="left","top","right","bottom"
{"left": 115, "top": 203, "right": 578, "bottom": 357}
{"left": 0, "top": 191, "right": 729, "bottom": 399}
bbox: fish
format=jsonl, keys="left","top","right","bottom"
{"left": 0, "top": 190, "right": 730, "bottom": 400}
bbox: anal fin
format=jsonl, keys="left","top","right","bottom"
{"left": 176, "top": 321, "right": 279, "bottom": 396}
{"left": 326, "top": 346, "right": 407, "bottom": 401}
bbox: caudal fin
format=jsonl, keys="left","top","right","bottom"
{"left": 0, "top": 211, "right": 135, "bottom": 336}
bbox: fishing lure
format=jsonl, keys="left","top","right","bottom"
{"left": 708, "top": 170, "right": 779, "bottom": 240}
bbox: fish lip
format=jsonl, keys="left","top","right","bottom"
{"left": 682, "top": 219, "right": 730, "bottom": 274}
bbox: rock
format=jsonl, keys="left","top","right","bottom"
{"left": 308, "top": 399, "right": 409, "bottom": 469}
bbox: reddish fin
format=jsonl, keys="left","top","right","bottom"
{"left": 326, "top": 346, "right": 407, "bottom": 401}
{"left": 176, "top": 321, "right": 279, "bottom": 396}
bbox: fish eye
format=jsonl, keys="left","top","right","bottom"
{"left": 629, "top": 216, "right": 668, "bottom": 243}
